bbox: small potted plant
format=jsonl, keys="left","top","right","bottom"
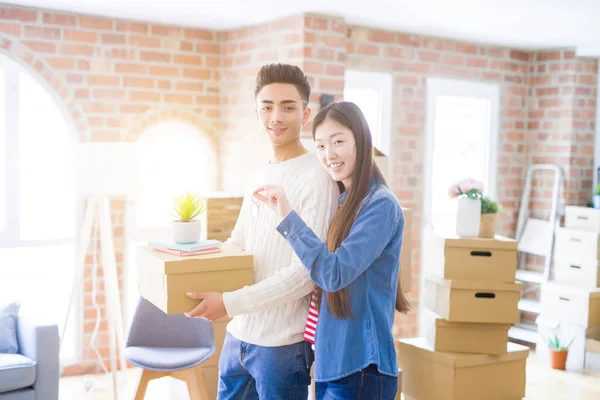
{"left": 593, "top": 184, "right": 600, "bottom": 209}
{"left": 448, "top": 178, "right": 483, "bottom": 237}
{"left": 479, "top": 195, "right": 500, "bottom": 238}
{"left": 172, "top": 192, "right": 206, "bottom": 244}
{"left": 547, "top": 332, "right": 574, "bottom": 370}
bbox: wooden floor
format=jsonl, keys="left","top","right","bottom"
{"left": 59, "top": 352, "right": 600, "bottom": 400}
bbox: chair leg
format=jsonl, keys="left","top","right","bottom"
{"left": 171, "top": 367, "right": 209, "bottom": 400}
{"left": 133, "top": 369, "right": 164, "bottom": 400}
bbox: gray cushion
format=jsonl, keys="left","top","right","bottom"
{"left": 0, "top": 302, "right": 20, "bottom": 354}
{"left": 124, "top": 346, "right": 212, "bottom": 372}
{"left": 0, "top": 354, "right": 36, "bottom": 394}
{"left": 0, "top": 388, "right": 35, "bottom": 400}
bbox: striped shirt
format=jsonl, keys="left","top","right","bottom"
{"left": 304, "top": 291, "right": 319, "bottom": 343}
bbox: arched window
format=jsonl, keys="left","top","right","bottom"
{"left": 124, "top": 120, "right": 217, "bottom": 322}
{"left": 0, "top": 53, "right": 77, "bottom": 360}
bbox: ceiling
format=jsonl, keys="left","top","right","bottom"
{"left": 6, "top": 0, "right": 600, "bottom": 56}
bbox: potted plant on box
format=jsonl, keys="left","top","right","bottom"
{"left": 479, "top": 195, "right": 500, "bottom": 238}
{"left": 448, "top": 178, "right": 483, "bottom": 237}
{"left": 548, "top": 332, "right": 574, "bottom": 370}
{"left": 172, "top": 192, "right": 206, "bottom": 244}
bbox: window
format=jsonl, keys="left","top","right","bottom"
{"left": 124, "top": 121, "right": 217, "bottom": 325}
{"left": 420, "top": 78, "right": 499, "bottom": 334}
{"left": 0, "top": 54, "right": 78, "bottom": 361}
{"left": 343, "top": 70, "right": 393, "bottom": 156}
{"left": 423, "top": 79, "right": 499, "bottom": 235}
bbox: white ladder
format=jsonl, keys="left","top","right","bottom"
{"left": 508, "top": 164, "right": 564, "bottom": 345}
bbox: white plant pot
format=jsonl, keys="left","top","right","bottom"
{"left": 172, "top": 220, "right": 202, "bottom": 244}
{"left": 456, "top": 197, "right": 481, "bottom": 237}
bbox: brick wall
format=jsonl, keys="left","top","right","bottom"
{"left": 528, "top": 50, "right": 597, "bottom": 214}
{"left": 1, "top": 3, "right": 597, "bottom": 374}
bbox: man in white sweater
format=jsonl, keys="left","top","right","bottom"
{"left": 185, "top": 64, "right": 339, "bottom": 399}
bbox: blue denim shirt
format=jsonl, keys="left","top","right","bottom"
{"left": 276, "top": 178, "right": 404, "bottom": 382}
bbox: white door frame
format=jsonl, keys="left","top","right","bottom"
{"left": 419, "top": 78, "right": 500, "bottom": 335}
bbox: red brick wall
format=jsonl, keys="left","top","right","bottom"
{"left": 528, "top": 50, "right": 597, "bottom": 214}
{"left": 1, "top": 4, "right": 597, "bottom": 374}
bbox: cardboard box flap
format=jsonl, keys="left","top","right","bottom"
{"left": 397, "top": 337, "right": 529, "bottom": 368}
{"left": 427, "top": 276, "right": 521, "bottom": 292}
{"left": 437, "top": 234, "right": 518, "bottom": 250}
{"left": 434, "top": 317, "right": 511, "bottom": 331}
{"left": 544, "top": 282, "right": 600, "bottom": 299}
{"left": 138, "top": 244, "right": 253, "bottom": 275}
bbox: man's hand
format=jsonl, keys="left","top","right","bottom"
{"left": 185, "top": 292, "right": 228, "bottom": 321}
{"left": 253, "top": 185, "right": 293, "bottom": 218}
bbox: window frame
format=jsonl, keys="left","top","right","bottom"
{"left": 423, "top": 77, "right": 500, "bottom": 227}
{"left": 0, "top": 54, "right": 81, "bottom": 363}
{"left": 343, "top": 69, "right": 393, "bottom": 157}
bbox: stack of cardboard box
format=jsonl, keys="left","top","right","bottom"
{"left": 201, "top": 195, "right": 243, "bottom": 242}
{"left": 536, "top": 206, "right": 600, "bottom": 371}
{"left": 397, "top": 234, "right": 529, "bottom": 400}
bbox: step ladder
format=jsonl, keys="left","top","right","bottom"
{"left": 508, "top": 164, "right": 564, "bottom": 345}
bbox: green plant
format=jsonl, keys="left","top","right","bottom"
{"left": 480, "top": 195, "right": 499, "bottom": 214}
{"left": 448, "top": 178, "right": 483, "bottom": 200}
{"left": 173, "top": 192, "right": 206, "bottom": 222}
{"left": 595, "top": 183, "right": 600, "bottom": 196}
{"left": 547, "top": 333, "right": 574, "bottom": 352}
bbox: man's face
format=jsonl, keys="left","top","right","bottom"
{"left": 255, "top": 83, "right": 311, "bottom": 147}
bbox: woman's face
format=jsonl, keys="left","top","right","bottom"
{"left": 314, "top": 117, "right": 357, "bottom": 187}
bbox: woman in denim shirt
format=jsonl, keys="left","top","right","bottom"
{"left": 253, "top": 101, "right": 411, "bottom": 399}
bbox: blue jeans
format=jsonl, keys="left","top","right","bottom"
{"left": 315, "top": 364, "right": 398, "bottom": 400}
{"left": 217, "top": 332, "right": 313, "bottom": 400}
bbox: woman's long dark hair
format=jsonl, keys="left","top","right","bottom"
{"left": 312, "top": 101, "right": 410, "bottom": 318}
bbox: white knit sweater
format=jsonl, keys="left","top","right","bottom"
{"left": 222, "top": 151, "right": 339, "bottom": 347}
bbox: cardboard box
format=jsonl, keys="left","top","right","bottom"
{"left": 375, "top": 150, "right": 412, "bottom": 293}
{"left": 554, "top": 227, "right": 600, "bottom": 265}
{"left": 400, "top": 207, "right": 412, "bottom": 292}
{"left": 137, "top": 244, "right": 254, "bottom": 314}
{"left": 201, "top": 195, "right": 243, "bottom": 242}
{"left": 204, "top": 318, "right": 229, "bottom": 368}
{"left": 565, "top": 205, "right": 600, "bottom": 233}
{"left": 430, "top": 235, "right": 518, "bottom": 283}
{"left": 397, "top": 337, "right": 528, "bottom": 400}
{"left": 424, "top": 277, "right": 521, "bottom": 324}
{"left": 540, "top": 282, "right": 600, "bottom": 327}
{"left": 423, "top": 310, "right": 509, "bottom": 355}
{"left": 535, "top": 314, "right": 600, "bottom": 372}
{"left": 554, "top": 257, "right": 600, "bottom": 289}
{"left": 199, "top": 365, "right": 219, "bottom": 400}
{"left": 394, "top": 368, "right": 402, "bottom": 400}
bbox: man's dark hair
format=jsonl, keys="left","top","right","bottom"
{"left": 254, "top": 63, "right": 311, "bottom": 105}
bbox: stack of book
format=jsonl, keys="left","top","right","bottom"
{"left": 148, "top": 239, "right": 223, "bottom": 257}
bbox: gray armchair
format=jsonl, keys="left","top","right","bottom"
{"left": 0, "top": 314, "right": 59, "bottom": 400}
